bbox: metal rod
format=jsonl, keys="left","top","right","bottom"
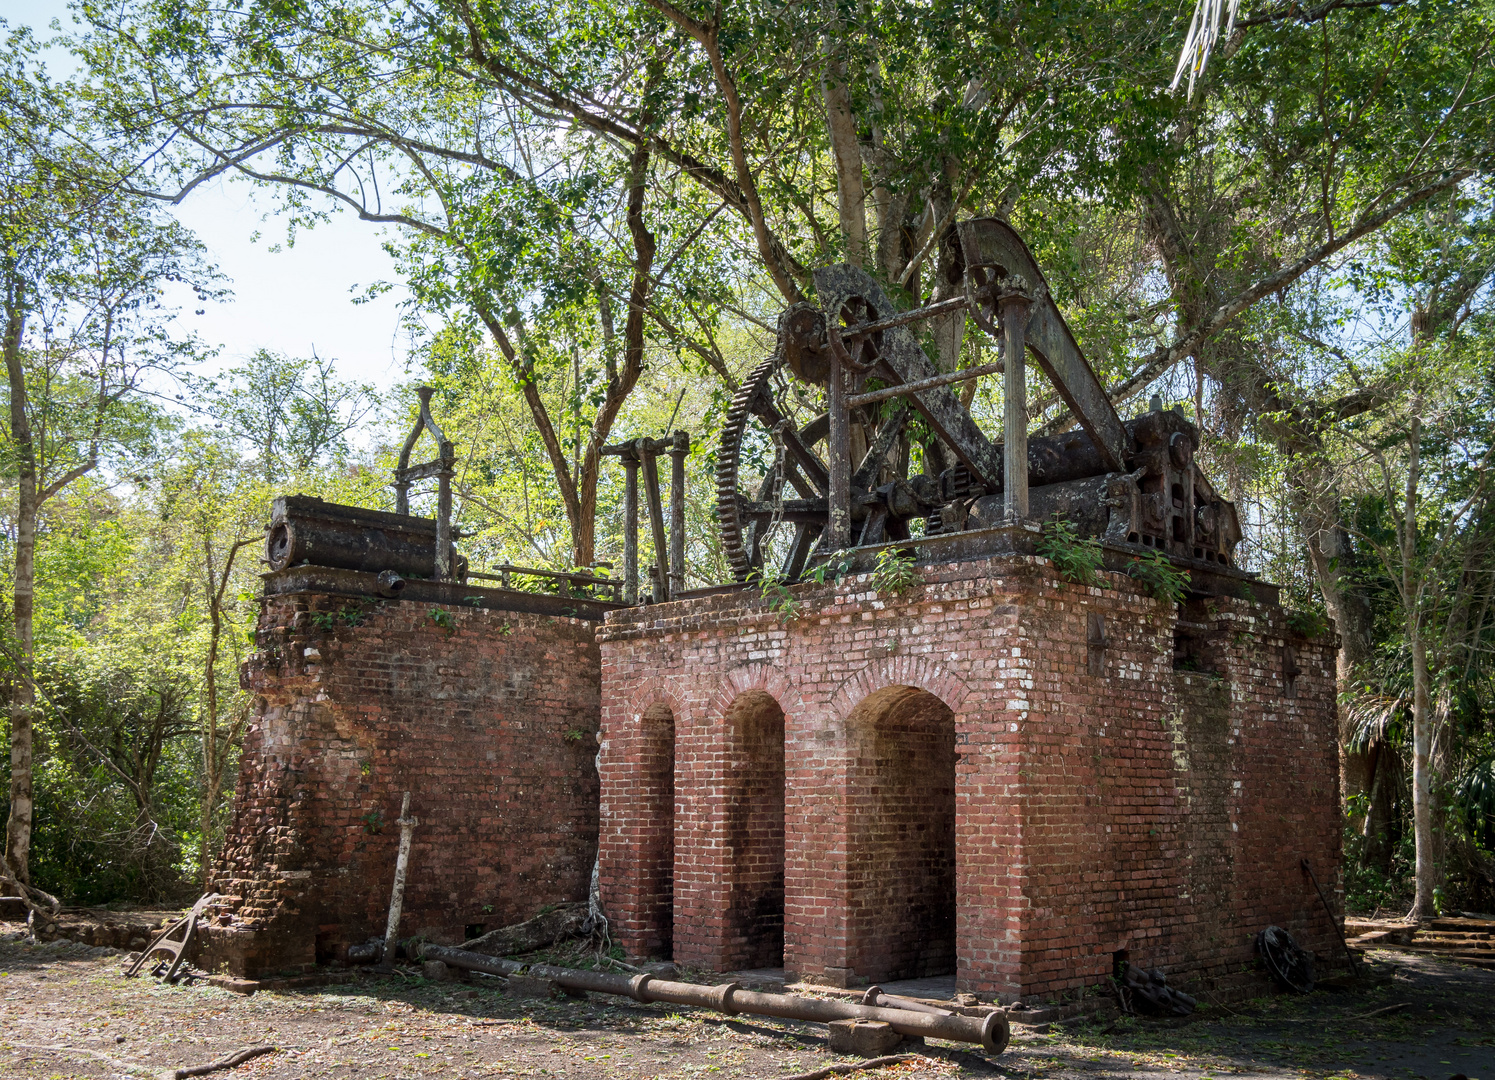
{"left": 846, "top": 361, "right": 1004, "bottom": 409}
{"left": 1000, "top": 294, "right": 1032, "bottom": 522}
{"left": 641, "top": 444, "right": 671, "bottom": 602}
{"left": 668, "top": 431, "right": 688, "bottom": 597}
{"left": 380, "top": 793, "right": 417, "bottom": 968}
{"left": 1302, "top": 857, "right": 1358, "bottom": 974}
{"left": 827, "top": 349, "right": 851, "bottom": 548}
{"left": 623, "top": 452, "right": 640, "bottom": 605}
{"left": 420, "top": 945, "right": 1009, "bottom": 1053}
{"left": 844, "top": 294, "right": 970, "bottom": 338}
{"left": 468, "top": 565, "right": 617, "bottom": 588}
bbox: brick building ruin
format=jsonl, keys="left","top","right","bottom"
{"left": 200, "top": 219, "right": 1345, "bottom": 1003}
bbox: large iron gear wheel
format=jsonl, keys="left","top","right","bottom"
{"left": 714, "top": 357, "right": 829, "bottom": 582}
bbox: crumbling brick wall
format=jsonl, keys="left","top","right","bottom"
{"left": 597, "top": 555, "right": 1340, "bottom": 1002}
{"left": 199, "top": 590, "right": 601, "bottom": 978}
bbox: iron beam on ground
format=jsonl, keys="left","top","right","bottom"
{"left": 420, "top": 945, "right": 1009, "bottom": 1053}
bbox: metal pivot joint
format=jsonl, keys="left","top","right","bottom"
{"left": 394, "top": 386, "right": 457, "bottom": 581}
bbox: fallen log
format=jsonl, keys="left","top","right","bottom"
{"left": 463, "top": 902, "right": 588, "bottom": 957}
{"left": 420, "top": 943, "right": 1009, "bottom": 1053}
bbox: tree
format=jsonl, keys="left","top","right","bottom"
{"left": 0, "top": 30, "right": 220, "bottom": 884}
{"left": 191, "top": 349, "right": 376, "bottom": 483}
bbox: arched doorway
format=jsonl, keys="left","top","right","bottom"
{"left": 638, "top": 702, "right": 676, "bottom": 958}
{"left": 845, "top": 685, "right": 957, "bottom": 982}
{"left": 723, "top": 690, "right": 786, "bottom": 969}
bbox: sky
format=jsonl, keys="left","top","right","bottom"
{"left": 5, "top": 0, "right": 415, "bottom": 394}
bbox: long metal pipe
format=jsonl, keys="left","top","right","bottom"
{"left": 845, "top": 361, "right": 1004, "bottom": 409}
{"left": 420, "top": 945, "right": 1009, "bottom": 1053}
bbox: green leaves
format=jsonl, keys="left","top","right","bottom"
{"left": 1127, "top": 549, "right": 1191, "bottom": 604}
{"left": 1038, "top": 519, "right": 1106, "bottom": 589}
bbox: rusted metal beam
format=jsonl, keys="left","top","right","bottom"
{"left": 622, "top": 450, "right": 640, "bottom": 605}
{"left": 999, "top": 289, "right": 1034, "bottom": 522}
{"left": 958, "top": 219, "right": 1128, "bottom": 473}
{"left": 419, "top": 945, "right": 1009, "bottom": 1053}
{"left": 640, "top": 443, "right": 671, "bottom": 602}
{"left": 826, "top": 348, "right": 852, "bottom": 548}
{"left": 845, "top": 363, "right": 1003, "bottom": 409}
{"left": 668, "top": 432, "right": 688, "bottom": 597}
{"left": 841, "top": 294, "right": 970, "bottom": 338}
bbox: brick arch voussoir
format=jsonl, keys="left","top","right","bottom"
{"left": 613, "top": 680, "right": 690, "bottom": 734}
{"left": 703, "top": 662, "right": 802, "bottom": 731}
{"left": 829, "top": 655, "right": 971, "bottom": 720}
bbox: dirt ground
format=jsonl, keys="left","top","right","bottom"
{"left": 1, "top": 933, "right": 1492, "bottom": 1080}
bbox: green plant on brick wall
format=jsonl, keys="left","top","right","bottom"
{"left": 805, "top": 550, "right": 854, "bottom": 586}
{"left": 750, "top": 569, "right": 800, "bottom": 622}
{"left": 429, "top": 607, "right": 455, "bottom": 633}
{"left": 871, "top": 547, "right": 920, "bottom": 595}
{"left": 1127, "top": 550, "right": 1190, "bottom": 604}
{"left": 1037, "top": 520, "right": 1105, "bottom": 587}
{"left": 1286, "top": 608, "right": 1328, "bottom": 639}
{"left": 361, "top": 809, "right": 384, "bottom": 835}
{"left": 310, "top": 610, "right": 337, "bottom": 632}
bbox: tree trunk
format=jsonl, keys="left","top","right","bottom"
{"left": 3, "top": 283, "right": 35, "bottom": 887}
{"left": 820, "top": 4, "right": 867, "bottom": 266}
{"left": 1410, "top": 627, "right": 1436, "bottom": 919}
{"left": 1401, "top": 412, "right": 1438, "bottom": 920}
{"left": 1302, "top": 492, "right": 1379, "bottom": 823}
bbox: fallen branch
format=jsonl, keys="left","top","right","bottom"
{"left": 0, "top": 855, "right": 62, "bottom": 921}
{"left": 1343, "top": 1001, "right": 1411, "bottom": 1021}
{"left": 8, "top": 1042, "right": 155, "bottom": 1076}
{"left": 172, "top": 1044, "right": 277, "bottom": 1078}
{"left": 774, "top": 1053, "right": 917, "bottom": 1080}
{"left": 1267, "top": 1001, "right": 1410, "bottom": 1022}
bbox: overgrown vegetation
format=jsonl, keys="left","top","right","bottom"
{"left": 1039, "top": 521, "right": 1106, "bottom": 587}
{"left": 870, "top": 548, "right": 920, "bottom": 596}
{"left": 1127, "top": 551, "right": 1191, "bottom": 606}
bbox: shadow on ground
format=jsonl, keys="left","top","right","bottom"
{"left": 0, "top": 934, "right": 1491, "bottom": 1078}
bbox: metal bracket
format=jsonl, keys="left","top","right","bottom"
{"left": 393, "top": 387, "right": 456, "bottom": 581}
{"left": 123, "top": 892, "right": 221, "bottom": 984}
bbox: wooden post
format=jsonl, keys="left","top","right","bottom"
{"left": 640, "top": 442, "right": 671, "bottom": 602}
{"left": 827, "top": 349, "right": 851, "bottom": 549}
{"left": 999, "top": 293, "right": 1032, "bottom": 523}
{"left": 668, "top": 431, "right": 688, "bottom": 597}
{"left": 623, "top": 450, "right": 640, "bottom": 606}
{"left": 380, "top": 792, "right": 418, "bottom": 967}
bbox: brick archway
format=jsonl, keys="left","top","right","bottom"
{"left": 702, "top": 662, "right": 801, "bottom": 730}
{"left": 828, "top": 654, "right": 971, "bottom": 720}
{"left": 842, "top": 684, "right": 959, "bottom": 984}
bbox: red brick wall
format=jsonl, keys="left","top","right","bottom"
{"left": 597, "top": 556, "right": 1341, "bottom": 1002}
{"left": 199, "top": 591, "right": 601, "bottom": 978}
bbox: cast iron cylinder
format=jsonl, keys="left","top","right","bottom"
{"left": 266, "top": 495, "right": 463, "bottom": 578}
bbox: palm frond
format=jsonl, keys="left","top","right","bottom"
{"left": 1345, "top": 691, "right": 1409, "bottom": 752}
{"left": 1171, "top": 0, "right": 1242, "bottom": 99}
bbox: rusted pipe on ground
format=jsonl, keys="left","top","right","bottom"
{"left": 420, "top": 945, "right": 1009, "bottom": 1053}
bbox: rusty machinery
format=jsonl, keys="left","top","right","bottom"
{"left": 716, "top": 218, "right": 1248, "bottom": 592}
{"left": 265, "top": 387, "right": 627, "bottom": 602}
